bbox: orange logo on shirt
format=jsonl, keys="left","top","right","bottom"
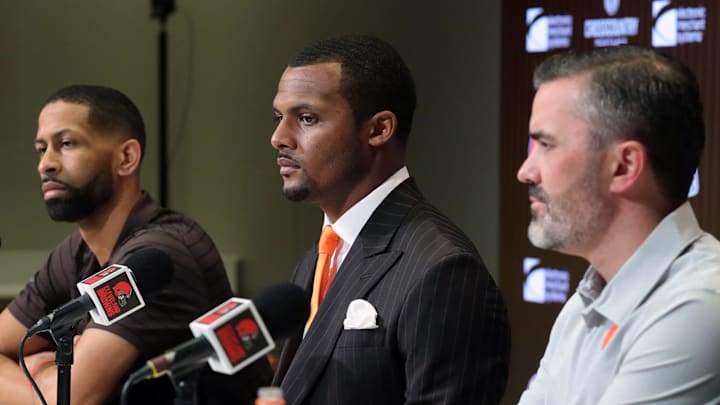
{"left": 601, "top": 324, "right": 619, "bottom": 350}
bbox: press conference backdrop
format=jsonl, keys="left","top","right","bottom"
{"left": 500, "top": 1, "right": 720, "bottom": 402}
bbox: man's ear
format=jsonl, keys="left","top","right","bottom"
{"left": 609, "top": 140, "right": 646, "bottom": 194}
{"left": 367, "top": 110, "right": 398, "bottom": 147}
{"left": 117, "top": 139, "right": 142, "bottom": 176}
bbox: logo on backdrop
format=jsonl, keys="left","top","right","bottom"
{"left": 523, "top": 257, "right": 570, "bottom": 304}
{"left": 584, "top": 0, "right": 639, "bottom": 47}
{"left": 688, "top": 169, "right": 700, "bottom": 198}
{"left": 525, "top": 7, "right": 573, "bottom": 53}
{"left": 652, "top": 1, "right": 706, "bottom": 48}
{"left": 604, "top": 0, "right": 621, "bottom": 16}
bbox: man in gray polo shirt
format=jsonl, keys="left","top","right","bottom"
{"left": 517, "top": 45, "right": 720, "bottom": 404}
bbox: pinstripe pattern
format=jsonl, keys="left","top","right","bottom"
{"left": 275, "top": 179, "right": 510, "bottom": 405}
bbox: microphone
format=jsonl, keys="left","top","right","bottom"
{"left": 127, "top": 282, "right": 309, "bottom": 383}
{"left": 26, "top": 248, "right": 174, "bottom": 335}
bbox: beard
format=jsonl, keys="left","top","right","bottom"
{"left": 283, "top": 182, "right": 312, "bottom": 202}
{"left": 44, "top": 166, "right": 114, "bottom": 222}
{"left": 527, "top": 157, "right": 614, "bottom": 252}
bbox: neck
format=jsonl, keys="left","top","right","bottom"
{"left": 78, "top": 188, "right": 142, "bottom": 265}
{"left": 321, "top": 161, "right": 404, "bottom": 223}
{"left": 583, "top": 202, "right": 665, "bottom": 282}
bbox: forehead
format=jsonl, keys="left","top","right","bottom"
{"left": 37, "top": 101, "right": 91, "bottom": 134}
{"left": 273, "top": 62, "right": 345, "bottom": 109}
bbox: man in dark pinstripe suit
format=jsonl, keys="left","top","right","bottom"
{"left": 269, "top": 34, "right": 510, "bottom": 405}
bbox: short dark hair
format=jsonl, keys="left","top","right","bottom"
{"left": 44, "top": 85, "right": 146, "bottom": 157}
{"left": 534, "top": 45, "right": 705, "bottom": 209}
{"left": 289, "top": 34, "right": 417, "bottom": 141}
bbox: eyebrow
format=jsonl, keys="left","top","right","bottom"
{"left": 273, "top": 103, "right": 315, "bottom": 115}
{"left": 35, "top": 128, "right": 74, "bottom": 145}
{"left": 529, "top": 131, "right": 555, "bottom": 142}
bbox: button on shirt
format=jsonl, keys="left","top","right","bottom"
{"left": 519, "top": 202, "right": 720, "bottom": 404}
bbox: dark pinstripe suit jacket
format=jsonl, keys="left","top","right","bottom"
{"left": 274, "top": 179, "right": 510, "bottom": 405}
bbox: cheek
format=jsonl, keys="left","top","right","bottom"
{"left": 68, "top": 155, "right": 107, "bottom": 184}
{"left": 300, "top": 121, "right": 361, "bottom": 172}
{"left": 297, "top": 139, "right": 335, "bottom": 180}
{"left": 304, "top": 142, "right": 333, "bottom": 167}
{"left": 304, "top": 129, "right": 346, "bottom": 159}
{"left": 542, "top": 160, "right": 582, "bottom": 193}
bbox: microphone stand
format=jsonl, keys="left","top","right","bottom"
{"left": 169, "top": 366, "right": 201, "bottom": 405}
{"left": 150, "top": 0, "right": 176, "bottom": 207}
{"left": 50, "top": 324, "right": 79, "bottom": 405}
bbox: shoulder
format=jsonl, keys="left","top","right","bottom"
{"left": 7, "top": 231, "right": 90, "bottom": 328}
{"left": 396, "top": 199, "right": 482, "bottom": 261}
{"left": 622, "top": 233, "right": 720, "bottom": 352}
{"left": 383, "top": 202, "right": 497, "bottom": 307}
{"left": 645, "top": 231, "right": 720, "bottom": 316}
{"left": 145, "top": 208, "right": 211, "bottom": 240}
{"left": 359, "top": 187, "right": 488, "bottom": 283}
{"left": 118, "top": 209, "right": 219, "bottom": 258}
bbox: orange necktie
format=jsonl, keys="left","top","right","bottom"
{"left": 305, "top": 225, "right": 340, "bottom": 331}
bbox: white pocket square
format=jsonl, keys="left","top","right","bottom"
{"left": 343, "top": 299, "right": 379, "bottom": 330}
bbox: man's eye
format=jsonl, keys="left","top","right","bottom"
{"left": 273, "top": 115, "right": 283, "bottom": 123}
{"left": 533, "top": 139, "right": 551, "bottom": 149}
{"left": 61, "top": 140, "right": 74, "bottom": 148}
{"left": 300, "top": 115, "right": 317, "bottom": 125}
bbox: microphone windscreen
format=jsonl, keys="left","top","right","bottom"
{"left": 123, "top": 248, "right": 174, "bottom": 297}
{"left": 252, "top": 282, "right": 309, "bottom": 339}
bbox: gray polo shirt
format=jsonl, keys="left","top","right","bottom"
{"left": 519, "top": 202, "right": 720, "bottom": 405}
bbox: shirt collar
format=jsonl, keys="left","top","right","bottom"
{"left": 323, "top": 166, "right": 410, "bottom": 248}
{"left": 579, "top": 201, "right": 704, "bottom": 325}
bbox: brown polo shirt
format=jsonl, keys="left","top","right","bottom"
{"left": 9, "top": 192, "right": 271, "bottom": 404}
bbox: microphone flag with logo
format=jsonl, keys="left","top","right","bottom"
{"left": 76, "top": 263, "right": 144, "bottom": 326}
{"left": 26, "top": 248, "right": 173, "bottom": 335}
{"left": 127, "top": 282, "right": 309, "bottom": 382}
{"left": 190, "top": 297, "right": 274, "bottom": 375}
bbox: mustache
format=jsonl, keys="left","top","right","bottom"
{"left": 42, "top": 177, "right": 72, "bottom": 188}
{"left": 277, "top": 152, "right": 299, "bottom": 163}
{"left": 528, "top": 184, "right": 548, "bottom": 202}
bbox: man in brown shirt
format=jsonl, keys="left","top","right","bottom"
{"left": 0, "top": 85, "right": 271, "bottom": 404}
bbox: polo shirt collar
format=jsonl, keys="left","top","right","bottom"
{"left": 578, "top": 202, "right": 704, "bottom": 326}
{"left": 113, "top": 191, "right": 161, "bottom": 251}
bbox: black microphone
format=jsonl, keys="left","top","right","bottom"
{"left": 127, "top": 282, "right": 309, "bottom": 383}
{"left": 26, "top": 248, "right": 174, "bottom": 335}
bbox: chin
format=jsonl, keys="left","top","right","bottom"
{"left": 283, "top": 186, "right": 311, "bottom": 202}
{"left": 527, "top": 224, "right": 548, "bottom": 249}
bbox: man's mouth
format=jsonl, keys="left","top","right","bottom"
{"left": 42, "top": 179, "right": 69, "bottom": 200}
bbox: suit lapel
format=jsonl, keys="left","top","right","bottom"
{"left": 273, "top": 249, "right": 317, "bottom": 385}
{"left": 282, "top": 179, "right": 423, "bottom": 404}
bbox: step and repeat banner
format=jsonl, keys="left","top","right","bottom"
{"left": 500, "top": 0, "right": 720, "bottom": 401}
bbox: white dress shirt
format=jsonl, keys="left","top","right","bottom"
{"left": 322, "top": 166, "right": 410, "bottom": 271}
